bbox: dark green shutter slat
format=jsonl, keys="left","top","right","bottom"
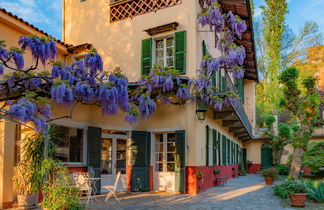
{"left": 175, "top": 130, "right": 186, "bottom": 193}
{"left": 141, "top": 38, "right": 152, "bottom": 75}
{"left": 236, "top": 79, "right": 244, "bottom": 104}
{"left": 222, "top": 135, "right": 226, "bottom": 165}
{"left": 87, "top": 126, "right": 102, "bottom": 193}
{"left": 206, "top": 125, "right": 209, "bottom": 166}
{"left": 175, "top": 31, "right": 186, "bottom": 74}
{"left": 131, "top": 131, "right": 151, "bottom": 192}
{"left": 212, "top": 129, "right": 217, "bottom": 166}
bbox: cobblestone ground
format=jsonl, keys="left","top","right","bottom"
{"left": 86, "top": 174, "right": 321, "bottom": 210}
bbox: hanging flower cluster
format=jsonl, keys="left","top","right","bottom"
{"left": 194, "top": 0, "right": 248, "bottom": 110}
{"left": 127, "top": 65, "right": 190, "bottom": 123}
{"left": 18, "top": 35, "right": 57, "bottom": 64}
{"left": 198, "top": 1, "right": 247, "bottom": 79}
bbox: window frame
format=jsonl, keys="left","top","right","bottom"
{"left": 153, "top": 132, "right": 176, "bottom": 173}
{"left": 152, "top": 32, "right": 175, "bottom": 68}
{"left": 50, "top": 121, "right": 88, "bottom": 166}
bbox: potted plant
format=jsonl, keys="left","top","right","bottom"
{"left": 288, "top": 181, "right": 308, "bottom": 207}
{"left": 261, "top": 167, "right": 278, "bottom": 185}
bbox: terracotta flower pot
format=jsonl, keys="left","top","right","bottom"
{"left": 290, "top": 193, "right": 307, "bottom": 207}
{"left": 17, "top": 193, "right": 38, "bottom": 209}
{"left": 264, "top": 176, "right": 274, "bottom": 185}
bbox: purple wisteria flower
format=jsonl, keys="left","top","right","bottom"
{"left": 232, "top": 69, "right": 245, "bottom": 79}
{"left": 50, "top": 83, "right": 74, "bottom": 105}
{"left": 12, "top": 52, "right": 24, "bottom": 70}
{"left": 85, "top": 50, "right": 103, "bottom": 76}
{"left": 18, "top": 36, "right": 57, "bottom": 64}
{"left": 224, "top": 96, "right": 236, "bottom": 107}
{"left": 137, "top": 94, "right": 156, "bottom": 118}
{"left": 75, "top": 83, "right": 94, "bottom": 102}
{"left": 8, "top": 98, "right": 37, "bottom": 121}
{"left": 125, "top": 112, "right": 140, "bottom": 124}
{"left": 176, "top": 86, "right": 190, "bottom": 100}
{"left": 0, "top": 64, "right": 3, "bottom": 75}
{"left": 7, "top": 75, "right": 15, "bottom": 89}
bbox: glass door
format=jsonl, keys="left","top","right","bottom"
{"left": 101, "top": 136, "right": 128, "bottom": 192}
{"left": 153, "top": 133, "right": 176, "bottom": 192}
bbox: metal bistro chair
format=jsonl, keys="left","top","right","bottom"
{"left": 102, "top": 171, "right": 121, "bottom": 203}
{"left": 72, "top": 172, "right": 92, "bottom": 205}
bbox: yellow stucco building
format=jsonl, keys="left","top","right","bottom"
{"left": 0, "top": 0, "right": 260, "bottom": 208}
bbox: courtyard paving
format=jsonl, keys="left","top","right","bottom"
{"left": 86, "top": 174, "right": 320, "bottom": 210}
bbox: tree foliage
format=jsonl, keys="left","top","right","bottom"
{"left": 254, "top": 2, "right": 323, "bottom": 117}
{"left": 279, "top": 67, "right": 323, "bottom": 179}
{"left": 303, "top": 141, "right": 324, "bottom": 175}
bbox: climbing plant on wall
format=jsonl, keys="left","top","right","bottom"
{"left": 0, "top": 1, "right": 248, "bottom": 132}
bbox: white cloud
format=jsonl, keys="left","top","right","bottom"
{"left": 0, "top": 2, "right": 50, "bottom": 24}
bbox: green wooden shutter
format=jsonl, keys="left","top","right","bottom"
{"left": 175, "top": 31, "right": 186, "bottom": 74}
{"left": 87, "top": 126, "right": 102, "bottom": 193}
{"left": 202, "top": 40, "right": 207, "bottom": 56}
{"left": 141, "top": 38, "right": 152, "bottom": 75}
{"left": 222, "top": 135, "right": 226, "bottom": 165}
{"left": 227, "top": 138, "right": 230, "bottom": 165}
{"left": 236, "top": 79, "right": 244, "bottom": 104}
{"left": 206, "top": 125, "right": 209, "bottom": 166}
{"left": 212, "top": 129, "right": 217, "bottom": 166}
{"left": 131, "top": 131, "right": 151, "bottom": 191}
{"left": 175, "top": 130, "right": 186, "bottom": 193}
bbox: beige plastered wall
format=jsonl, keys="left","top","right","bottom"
{"left": 243, "top": 140, "right": 269, "bottom": 164}
{"left": 0, "top": 12, "right": 68, "bottom": 207}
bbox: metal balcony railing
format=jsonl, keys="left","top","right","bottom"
{"left": 218, "top": 70, "right": 253, "bottom": 138}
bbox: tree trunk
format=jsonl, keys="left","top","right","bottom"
{"left": 289, "top": 147, "right": 305, "bottom": 180}
{"left": 273, "top": 149, "right": 283, "bottom": 165}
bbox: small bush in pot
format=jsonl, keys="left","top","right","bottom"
{"left": 261, "top": 167, "right": 278, "bottom": 185}
{"left": 273, "top": 180, "right": 308, "bottom": 207}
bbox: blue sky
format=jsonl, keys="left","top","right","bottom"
{"left": 254, "top": 0, "right": 324, "bottom": 35}
{"left": 0, "top": 0, "right": 62, "bottom": 39}
{"left": 0, "top": 0, "right": 323, "bottom": 40}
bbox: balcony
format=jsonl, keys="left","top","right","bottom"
{"left": 109, "top": 0, "right": 182, "bottom": 22}
{"left": 213, "top": 70, "right": 253, "bottom": 141}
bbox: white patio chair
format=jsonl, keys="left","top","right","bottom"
{"left": 72, "top": 172, "right": 92, "bottom": 205}
{"left": 102, "top": 171, "right": 121, "bottom": 203}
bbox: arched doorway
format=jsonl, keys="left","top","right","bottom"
{"left": 261, "top": 143, "right": 273, "bottom": 170}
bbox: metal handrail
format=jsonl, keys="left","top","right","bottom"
{"left": 219, "top": 70, "right": 253, "bottom": 137}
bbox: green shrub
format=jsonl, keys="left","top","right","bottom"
{"left": 262, "top": 167, "right": 279, "bottom": 179}
{"left": 40, "top": 159, "right": 83, "bottom": 210}
{"left": 275, "top": 164, "right": 289, "bottom": 175}
{"left": 273, "top": 180, "right": 307, "bottom": 199}
{"left": 304, "top": 180, "right": 324, "bottom": 203}
{"left": 303, "top": 141, "right": 324, "bottom": 176}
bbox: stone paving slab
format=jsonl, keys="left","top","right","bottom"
{"left": 85, "top": 174, "right": 303, "bottom": 210}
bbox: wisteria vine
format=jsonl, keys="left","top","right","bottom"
{"left": 0, "top": 2, "right": 248, "bottom": 131}
{"left": 195, "top": 0, "right": 248, "bottom": 108}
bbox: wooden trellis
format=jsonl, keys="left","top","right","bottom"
{"left": 110, "top": 0, "right": 182, "bottom": 22}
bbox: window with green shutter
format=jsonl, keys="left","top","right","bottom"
{"left": 236, "top": 79, "right": 244, "bottom": 104}
{"left": 202, "top": 40, "right": 207, "bottom": 57}
{"left": 141, "top": 38, "right": 152, "bottom": 75}
{"left": 175, "top": 31, "right": 186, "bottom": 74}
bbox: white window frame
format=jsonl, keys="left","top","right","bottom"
{"left": 152, "top": 32, "right": 175, "bottom": 68}
{"left": 152, "top": 132, "right": 176, "bottom": 173}
{"left": 50, "top": 120, "right": 88, "bottom": 166}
